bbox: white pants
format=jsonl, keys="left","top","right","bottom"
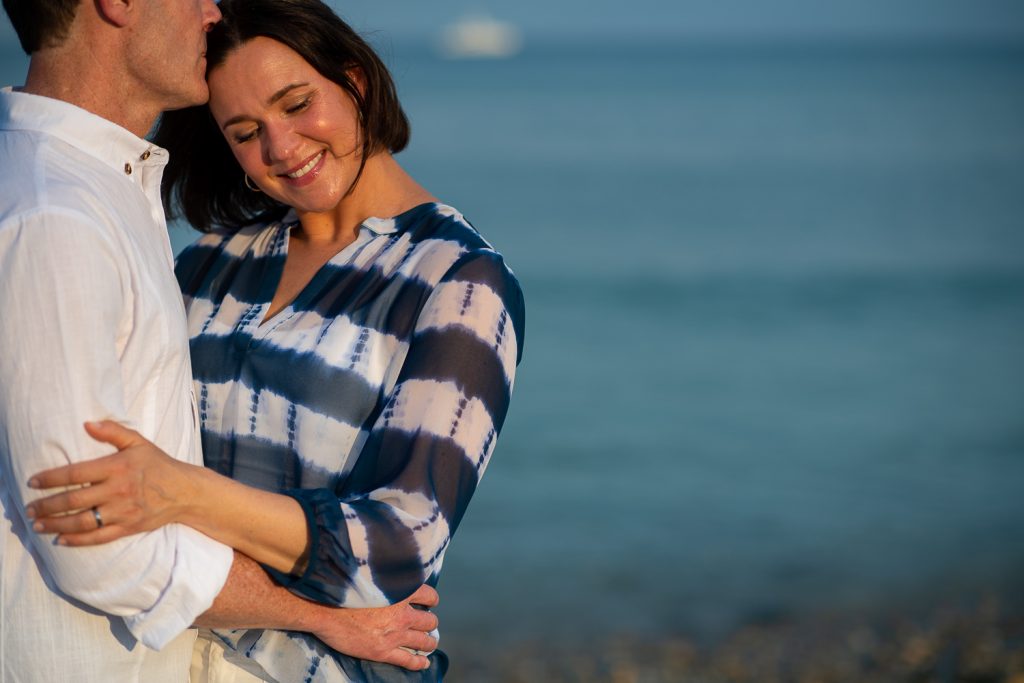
{"left": 190, "top": 631, "right": 274, "bottom": 683}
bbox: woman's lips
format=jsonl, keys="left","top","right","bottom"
{"left": 279, "top": 151, "right": 326, "bottom": 187}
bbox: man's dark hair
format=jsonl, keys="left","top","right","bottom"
{"left": 2, "top": 0, "right": 79, "bottom": 53}
{"left": 153, "top": 0, "right": 411, "bottom": 232}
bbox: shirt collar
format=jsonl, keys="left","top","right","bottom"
{"left": 276, "top": 209, "right": 402, "bottom": 237}
{"left": 361, "top": 216, "right": 400, "bottom": 236}
{"left": 0, "top": 88, "right": 166, "bottom": 177}
{"left": 363, "top": 203, "right": 438, "bottom": 236}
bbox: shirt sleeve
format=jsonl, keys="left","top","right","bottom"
{"left": 264, "top": 248, "right": 525, "bottom": 607}
{"left": 0, "top": 209, "right": 232, "bottom": 650}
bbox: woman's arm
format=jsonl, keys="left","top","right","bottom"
{"left": 26, "top": 420, "right": 311, "bottom": 574}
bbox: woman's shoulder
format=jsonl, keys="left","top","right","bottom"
{"left": 179, "top": 211, "right": 293, "bottom": 258}
{"left": 398, "top": 203, "right": 516, "bottom": 279}
{"left": 403, "top": 203, "right": 493, "bottom": 249}
{"left": 173, "top": 213, "right": 294, "bottom": 287}
{"left": 397, "top": 204, "right": 525, "bottom": 360}
{"left": 400, "top": 202, "right": 523, "bottom": 321}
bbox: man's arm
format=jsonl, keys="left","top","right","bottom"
{"left": 0, "top": 211, "right": 232, "bottom": 649}
{"left": 202, "top": 553, "right": 439, "bottom": 670}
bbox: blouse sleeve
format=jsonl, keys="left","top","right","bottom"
{"left": 264, "top": 249, "right": 525, "bottom": 606}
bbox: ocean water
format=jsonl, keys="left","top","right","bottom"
{"left": 380, "top": 41, "right": 1024, "bottom": 648}
{"left": 4, "top": 39, "right": 1024, "bottom": 652}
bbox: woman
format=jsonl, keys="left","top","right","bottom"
{"left": 24, "top": 0, "right": 525, "bottom": 680}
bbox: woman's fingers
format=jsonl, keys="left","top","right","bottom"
{"left": 27, "top": 420, "right": 146, "bottom": 490}
{"left": 83, "top": 420, "right": 146, "bottom": 450}
{"left": 55, "top": 524, "right": 129, "bottom": 547}
{"left": 29, "top": 504, "right": 102, "bottom": 534}
{"left": 29, "top": 501, "right": 134, "bottom": 546}
{"left": 27, "top": 454, "right": 115, "bottom": 490}
{"left": 23, "top": 495, "right": 132, "bottom": 546}
{"left": 26, "top": 480, "right": 114, "bottom": 520}
{"left": 25, "top": 421, "right": 148, "bottom": 514}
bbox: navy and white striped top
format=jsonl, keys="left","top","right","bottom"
{"left": 174, "top": 203, "right": 524, "bottom": 682}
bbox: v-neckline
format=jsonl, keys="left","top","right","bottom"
{"left": 257, "top": 220, "right": 366, "bottom": 330}
{"left": 252, "top": 202, "right": 437, "bottom": 331}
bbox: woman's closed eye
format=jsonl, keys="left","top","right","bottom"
{"left": 233, "top": 126, "right": 260, "bottom": 144}
{"left": 285, "top": 96, "right": 313, "bottom": 115}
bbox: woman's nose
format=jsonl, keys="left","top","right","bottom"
{"left": 262, "top": 123, "right": 299, "bottom": 165}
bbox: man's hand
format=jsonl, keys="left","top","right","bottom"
{"left": 196, "top": 551, "right": 442, "bottom": 671}
{"left": 311, "top": 585, "right": 440, "bottom": 671}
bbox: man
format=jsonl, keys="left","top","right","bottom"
{"left": 0, "top": 0, "right": 437, "bottom": 680}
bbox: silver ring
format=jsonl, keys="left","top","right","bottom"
{"left": 92, "top": 507, "right": 103, "bottom": 529}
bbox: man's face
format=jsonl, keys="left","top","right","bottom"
{"left": 127, "top": 0, "right": 222, "bottom": 110}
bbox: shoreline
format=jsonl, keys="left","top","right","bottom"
{"left": 442, "top": 598, "right": 1024, "bottom": 682}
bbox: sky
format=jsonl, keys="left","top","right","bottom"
{"left": 2, "top": 0, "right": 1024, "bottom": 51}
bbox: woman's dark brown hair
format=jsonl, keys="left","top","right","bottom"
{"left": 153, "top": 0, "right": 410, "bottom": 232}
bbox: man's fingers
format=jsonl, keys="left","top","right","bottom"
{"left": 387, "top": 649, "right": 431, "bottom": 672}
{"left": 407, "top": 584, "right": 439, "bottom": 608}
{"left": 408, "top": 606, "right": 439, "bottom": 633}
{"left": 403, "top": 630, "right": 438, "bottom": 654}
{"left": 84, "top": 420, "right": 144, "bottom": 450}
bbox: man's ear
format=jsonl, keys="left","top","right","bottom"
{"left": 95, "top": 0, "right": 135, "bottom": 28}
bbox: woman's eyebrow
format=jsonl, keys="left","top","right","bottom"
{"left": 220, "top": 82, "right": 311, "bottom": 129}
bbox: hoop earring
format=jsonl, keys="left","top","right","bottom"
{"left": 244, "top": 175, "right": 262, "bottom": 193}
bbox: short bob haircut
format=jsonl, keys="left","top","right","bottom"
{"left": 153, "top": 0, "right": 410, "bottom": 232}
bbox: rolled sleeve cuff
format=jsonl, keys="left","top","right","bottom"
{"left": 123, "top": 525, "right": 233, "bottom": 650}
{"left": 262, "top": 488, "right": 349, "bottom": 606}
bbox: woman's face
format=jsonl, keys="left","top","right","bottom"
{"left": 207, "top": 37, "right": 364, "bottom": 214}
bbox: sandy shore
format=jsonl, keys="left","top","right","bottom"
{"left": 443, "top": 599, "right": 1024, "bottom": 682}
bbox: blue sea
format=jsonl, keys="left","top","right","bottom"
{"left": 3, "top": 37, "right": 1024, "bottom": 653}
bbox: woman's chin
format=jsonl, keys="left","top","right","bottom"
{"left": 286, "top": 198, "right": 343, "bottom": 216}
{"left": 268, "top": 187, "right": 342, "bottom": 216}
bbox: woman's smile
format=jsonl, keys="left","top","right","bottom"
{"left": 280, "top": 150, "right": 327, "bottom": 186}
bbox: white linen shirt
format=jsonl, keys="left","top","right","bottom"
{"left": 0, "top": 89, "right": 233, "bottom": 682}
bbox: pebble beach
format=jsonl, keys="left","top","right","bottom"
{"left": 445, "top": 599, "right": 1024, "bottom": 682}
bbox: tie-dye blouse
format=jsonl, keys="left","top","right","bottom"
{"left": 174, "top": 203, "right": 525, "bottom": 682}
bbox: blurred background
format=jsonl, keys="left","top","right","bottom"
{"left": 3, "top": 1, "right": 1024, "bottom": 680}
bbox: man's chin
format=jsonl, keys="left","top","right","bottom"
{"left": 166, "top": 84, "right": 211, "bottom": 112}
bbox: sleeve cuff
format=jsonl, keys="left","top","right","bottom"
{"left": 262, "top": 488, "right": 347, "bottom": 605}
{"left": 122, "top": 525, "right": 233, "bottom": 650}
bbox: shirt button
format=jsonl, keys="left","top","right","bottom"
{"left": 124, "top": 162, "right": 132, "bottom": 175}
{"left": 140, "top": 150, "right": 151, "bottom": 161}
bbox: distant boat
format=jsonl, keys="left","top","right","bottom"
{"left": 438, "top": 14, "right": 522, "bottom": 59}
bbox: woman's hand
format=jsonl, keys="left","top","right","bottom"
{"left": 25, "top": 420, "right": 195, "bottom": 545}
{"left": 313, "top": 584, "right": 441, "bottom": 670}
